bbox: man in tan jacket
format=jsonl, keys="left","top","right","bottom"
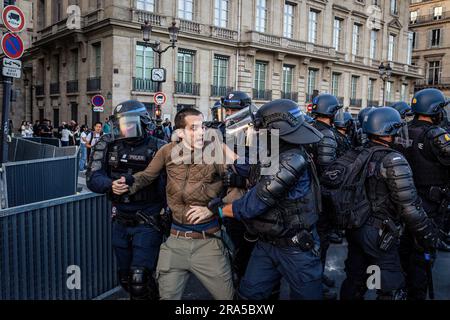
{"left": 112, "top": 107, "right": 234, "bottom": 300}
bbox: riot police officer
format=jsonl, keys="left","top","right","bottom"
{"left": 389, "top": 102, "right": 414, "bottom": 150}
{"left": 86, "top": 100, "right": 167, "bottom": 300}
{"left": 389, "top": 101, "right": 413, "bottom": 120}
{"left": 400, "top": 88, "right": 450, "bottom": 299}
{"left": 310, "top": 94, "right": 343, "bottom": 299}
{"left": 216, "top": 99, "right": 325, "bottom": 299}
{"left": 340, "top": 107, "right": 437, "bottom": 300}
{"left": 355, "top": 106, "right": 376, "bottom": 147}
{"left": 333, "top": 111, "right": 354, "bottom": 153}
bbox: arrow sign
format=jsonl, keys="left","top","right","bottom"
{"left": 153, "top": 92, "right": 167, "bottom": 105}
{"left": 2, "top": 5, "right": 26, "bottom": 33}
{"left": 91, "top": 94, "right": 105, "bottom": 107}
{"left": 1, "top": 33, "right": 24, "bottom": 59}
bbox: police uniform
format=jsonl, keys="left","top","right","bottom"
{"left": 86, "top": 100, "right": 167, "bottom": 300}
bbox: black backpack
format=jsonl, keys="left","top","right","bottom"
{"left": 320, "top": 145, "right": 391, "bottom": 229}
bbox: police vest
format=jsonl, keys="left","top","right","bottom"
{"left": 404, "top": 123, "right": 449, "bottom": 190}
{"left": 107, "top": 137, "right": 161, "bottom": 203}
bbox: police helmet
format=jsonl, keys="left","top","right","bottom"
{"left": 310, "top": 94, "right": 343, "bottom": 118}
{"left": 334, "top": 111, "right": 354, "bottom": 130}
{"left": 221, "top": 91, "right": 252, "bottom": 110}
{"left": 362, "top": 107, "right": 403, "bottom": 137}
{"left": 411, "top": 88, "right": 449, "bottom": 116}
{"left": 252, "top": 99, "right": 323, "bottom": 144}
{"left": 358, "top": 106, "right": 376, "bottom": 127}
{"left": 111, "top": 100, "right": 151, "bottom": 140}
{"left": 389, "top": 102, "right": 413, "bottom": 119}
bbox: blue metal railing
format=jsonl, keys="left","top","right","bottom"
{"left": 0, "top": 193, "right": 116, "bottom": 300}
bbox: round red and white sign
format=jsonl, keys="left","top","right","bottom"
{"left": 153, "top": 92, "right": 167, "bottom": 105}
{"left": 2, "top": 5, "right": 26, "bottom": 33}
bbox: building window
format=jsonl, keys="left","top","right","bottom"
{"left": 52, "top": 0, "right": 62, "bottom": 23}
{"left": 213, "top": 55, "right": 229, "bottom": 88}
{"left": 136, "top": 44, "right": 155, "bottom": 79}
{"left": 307, "top": 69, "right": 317, "bottom": 95}
{"left": 308, "top": 10, "right": 318, "bottom": 43}
{"left": 368, "top": 79, "right": 375, "bottom": 102}
{"left": 431, "top": 29, "right": 441, "bottom": 47}
{"left": 434, "top": 7, "right": 443, "bottom": 20}
{"left": 428, "top": 61, "right": 441, "bottom": 85}
{"left": 386, "top": 81, "right": 393, "bottom": 102}
{"left": 412, "top": 32, "right": 417, "bottom": 49}
{"left": 352, "top": 23, "right": 361, "bottom": 56}
{"left": 214, "top": 0, "right": 229, "bottom": 28}
{"left": 255, "top": 0, "right": 267, "bottom": 33}
{"left": 390, "top": 0, "right": 397, "bottom": 15}
{"left": 388, "top": 34, "right": 395, "bottom": 61}
{"left": 177, "top": 49, "right": 194, "bottom": 84}
{"left": 282, "top": 65, "right": 293, "bottom": 93}
{"left": 137, "top": 0, "right": 155, "bottom": 12}
{"left": 254, "top": 61, "right": 267, "bottom": 91}
{"left": 283, "top": 2, "right": 294, "bottom": 38}
{"left": 370, "top": 30, "right": 378, "bottom": 59}
{"left": 401, "top": 84, "right": 408, "bottom": 101}
{"left": 410, "top": 11, "right": 417, "bottom": 24}
{"left": 372, "top": 0, "right": 380, "bottom": 6}
{"left": 331, "top": 73, "right": 340, "bottom": 97}
{"left": 333, "top": 18, "right": 343, "bottom": 51}
{"left": 70, "top": 49, "right": 78, "bottom": 80}
{"left": 351, "top": 76, "right": 359, "bottom": 99}
{"left": 407, "top": 32, "right": 413, "bottom": 65}
{"left": 178, "top": 0, "right": 193, "bottom": 20}
{"left": 93, "top": 43, "right": 101, "bottom": 77}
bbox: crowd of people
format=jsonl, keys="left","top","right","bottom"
{"left": 82, "top": 89, "right": 449, "bottom": 301}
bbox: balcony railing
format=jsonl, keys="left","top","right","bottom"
{"left": 66, "top": 80, "right": 79, "bottom": 94}
{"left": 350, "top": 98, "right": 362, "bottom": 107}
{"left": 180, "top": 19, "right": 201, "bottom": 34}
{"left": 415, "top": 77, "right": 450, "bottom": 88}
{"left": 133, "top": 78, "right": 159, "bottom": 92}
{"left": 87, "top": 77, "right": 101, "bottom": 91}
{"left": 210, "top": 85, "right": 234, "bottom": 97}
{"left": 174, "top": 81, "right": 200, "bottom": 96}
{"left": 134, "top": 10, "right": 162, "bottom": 26}
{"left": 253, "top": 89, "right": 272, "bottom": 101}
{"left": 50, "top": 82, "right": 60, "bottom": 95}
{"left": 281, "top": 91, "right": 298, "bottom": 102}
{"left": 367, "top": 100, "right": 380, "bottom": 107}
{"left": 210, "top": 26, "right": 238, "bottom": 41}
{"left": 35, "top": 85, "right": 45, "bottom": 96}
{"left": 410, "top": 11, "right": 450, "bottom": 25}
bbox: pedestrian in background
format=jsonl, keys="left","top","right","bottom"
{"left": 79, "top": 125, "right": 89, "bottom": 172}
{"left": 61, "top": 124, "right": 73, "bottom": 147}
{"left": 86, "top": 122, "right": 103, "bottom": 160}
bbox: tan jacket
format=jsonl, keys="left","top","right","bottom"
{"left": 129, "top": 142, "right": 228, "bottom": 225}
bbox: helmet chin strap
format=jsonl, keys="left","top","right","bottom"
{"left": 371, "top": 135, "right": 394, "bottom": 148}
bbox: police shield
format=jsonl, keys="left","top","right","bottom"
{"left": 225, "top": 104, "right": 260, "bottom": 153}
{"left": 394, "top": 120, "right": 413, "bottom": 148}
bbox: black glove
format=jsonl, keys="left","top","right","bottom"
{"left": 121, "top": 173, "right": 135, "bottom": 186}
{"left": 223, "top": 171, "right": 247, "bottom": 188}
{"left": 207, "top": 197, "right": 224, "bottom": 218}
{"left": 415, "top": 221, "right": 438, "bottom": 253}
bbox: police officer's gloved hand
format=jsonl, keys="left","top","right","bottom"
{"left": 121, "top": 174, "right": 135, "bottom": 186}
{"left": 207, "top": 198, "right": 224, "bottom": 218}
{"left": 416, "top": 221, "right": 438, "bottom": 253}
{"left": 223, "top": 171, "right": 247, "bottom": 188}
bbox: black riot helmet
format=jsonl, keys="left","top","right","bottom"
{"left": 334, "top": 111, "right": 354, "bottom": 130}
{"left": 358, "top": 106, "right": 376, "bottom": 127}
{"left": 252, "top": 99, "right": 323, "bottom": 144}
{"left": 210, "top": 100, "right": 224, "bottom": 122}
{"left": 110, "top": 100, "right": 151, "bottom": 140}
{"left": 221, "top": 91, "right": 252, "bottom": 110}
{"left": 411, "top": 88, "right": 449, "bottom": 116}
{"left": 310, "top": 94, "right": 343, "bottom": 118}
{"left": 362, "top": 107, "right": 404, "bottom": 137}
{"left": 389, "top": 101, "right": 413, "bottom": 119}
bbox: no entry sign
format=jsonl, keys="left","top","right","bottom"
{"left": 2, "top": 5, "right": 26, "bottom": 33}
{"left": 1, "top": 33, "right": 24, "bottom": 59}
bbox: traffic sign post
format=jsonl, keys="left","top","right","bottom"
{"left": 92, "top": 95, "right": 105, "bottom": 113}
{"left": 1, "top": 33, "right": 24, "bottom": 59}
{"left": 153, "top": 92, "right": 167, "bottom": 106}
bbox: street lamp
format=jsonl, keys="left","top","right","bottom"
{"left": 378, "top": 62, "right": 392, "bottom": 107}
{"left": 142, "top": 20, "right": 179, "bottom": 119}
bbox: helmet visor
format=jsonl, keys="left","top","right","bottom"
{"left": 112, "top": 115, "right": 143, "bottom": 140}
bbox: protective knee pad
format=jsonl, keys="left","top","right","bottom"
{"left": 129, "top": 267, "right": 159, "bottom": 300}
{"left": 117, "top": 269, "right": 130, "bottom": 293}
{"left": 377, "top": 289, "right": 407, "bottom": 300}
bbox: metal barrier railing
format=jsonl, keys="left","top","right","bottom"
{"left": 8, "top": 138, "right": 77, "bottom": 162}
{"left": 0, "top": 193, "right": 117, "bottom": 300}
{"left": 1, "top": 154, "right": 79, "bottom": 209}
